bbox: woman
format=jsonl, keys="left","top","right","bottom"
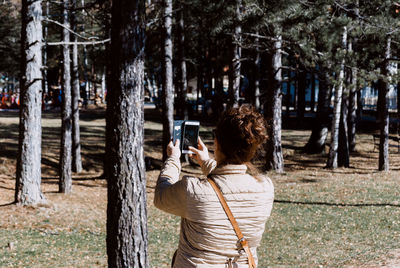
{"left": 154, "top": 106, "right": 274, "bottom": 268}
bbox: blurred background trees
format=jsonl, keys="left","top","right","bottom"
{"left": 4, "top": 0, "right": 400, "bottom": 204}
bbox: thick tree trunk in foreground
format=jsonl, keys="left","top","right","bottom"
{"left": 15, "top": 0, "right": 45, "bottom": 205}
{"left": 303, "top": 71, "right": 331, "bottom": 154}
{"left": 106, "top": 0, "right": 148, "bottom": 266}
{"left": 327, "top": 27, "right": 347, "bottom": 169}
{"left": 162, "top": 0, "right": 174, "bottom": 161}
{"left": 230, "top": 0, "right": 242, "bottom": 108}
{"left": 378, "top": 36, "right": 391, "bottom": 171}
{"left": 59, "top": 0, "right": 72, "bottom": 193}
{"left": 264, "top": 35, "right": 284, "bottom": 172}
{"left": 71, "top": 0, "right": 82, "bottom": 173}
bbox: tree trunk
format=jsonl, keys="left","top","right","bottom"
{"left": 303, "top": 70, "right": 331, "bottom": 154}
{"left": 264, "top": 34, "right": 284, "bottom": 172}
{"left": 83, "top": 45, "right": 89, "bottom": 105}
{"left": 162, "top": 0, "right": 174, "bottom": 161}
{"left": 101, "top": 68, "right": 106, "bottom": 103}
{"left": 106, "top": 0, "right": 148, "bottom": 266}
{"left": 230, "top": 0, "right": 242, "bottom": 108}
{"left": 338, "top": 92, "right": 349, "bottom": 167}
{"left": 196, "top": 19, "right": 203, "bottom": 113}
{"left": 15, "top": 0, "right": 45, "bottom": 205}
{"left": 378, "top": 36, "right": 391, "bottom": 171}
{"left": 348, "top": 65, "right": 358, "bottom": 153}
{"left": 348, "top": 1, "right": 359, "bottom": 153}
{"left": 177, "top": 1, "right": 188, "bottom": 119}
{"left": 254, "top": 34, "right": 261, "bottom": 111}
{"left": 297, "top": 68, "right": 306, "bottom": 119}
{"left": 43, "top": 0, "right": 49, "bottom": 96}
{"left": 59, "top": 0, "right": 72, "bottom": 193}
{"left": 327, "top": 26, "right": 347, "bottom": 169}
{"left": 397, "top": 49, "right": 400, "bottom": 130}
{"left": 71, "top": 0, "right": 82, "bottom": 173}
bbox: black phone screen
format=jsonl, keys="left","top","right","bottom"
{"left": 183, "top": 124, "right": 199, "bottom": 151}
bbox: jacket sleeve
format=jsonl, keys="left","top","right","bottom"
{"left": 154, "top": 156, "right": 187, "bottom": 217}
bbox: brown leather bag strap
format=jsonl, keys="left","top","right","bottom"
{"left": 207, "top": 177, "right": 257, "bottom": 268}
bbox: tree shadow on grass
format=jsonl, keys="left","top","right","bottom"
{"left": 275, "top": 199, "right": 400, "bottom": 207}
{"left": 0, "top": 201, "right": 15, "bottom": 207}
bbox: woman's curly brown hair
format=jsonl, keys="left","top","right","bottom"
{"left": 215, "top": 105, "right": 267, "bottom": 164}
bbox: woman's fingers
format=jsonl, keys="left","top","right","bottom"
{"left": 188, "top": 146, "right": 199, "bottom": 154}
{"left": 198, "top": 137, "right": 206, "bottom": 150}
{"left": 174, "top": 139, "right": 180, "bottom": 148}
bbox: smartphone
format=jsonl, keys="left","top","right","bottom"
{"left": 173, "top": 120, "right": 184, "bottom": 148}
{"left": 182, "top": 121, "right": 200, "bottom": 154}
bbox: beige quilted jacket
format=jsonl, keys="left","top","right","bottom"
{"left": 154, "top": 156, "right": 274, "bottom": 268}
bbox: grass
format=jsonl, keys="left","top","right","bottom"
{"left": 1, "top": 108, "right": 400, "bottom": 267}
{"left": 0, "top": 229, "right": 106, "bottom": 267}
{"left": 259, "top": 175, "right": 400, "bottom": 267}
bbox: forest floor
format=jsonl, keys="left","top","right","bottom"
{"left": 0, "top": 106, "right": 399, "bottom": 267}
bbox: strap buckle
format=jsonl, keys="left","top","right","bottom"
{"left": 236, "top": 237, "right": 247, "bottom": 253}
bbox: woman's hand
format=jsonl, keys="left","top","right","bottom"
{"left": 189, "top": 137, "right": 210, "bottom": 166}
{"left": 167, "top": 139, "right": 181, "bottom": 159}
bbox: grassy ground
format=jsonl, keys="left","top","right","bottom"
{"left": 0, "top": 107, "right": 399, "bottom": 267}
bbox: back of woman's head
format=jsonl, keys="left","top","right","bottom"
{"left": 215, "top": 105, "right": 267, "bottom": 164}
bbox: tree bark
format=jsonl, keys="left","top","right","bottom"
{"left": 397, "top": 49, "right": 400, "bottom": 131}
{"left": 348, "top": 65, "right": 358, "bottom": 153}
{"left": 43, "top": 0, "right": 49, "bottom": 96}
{"left": 106, "top": 0, "right": 148, "bottom": 266}
{"left": 71, "top": 0, "right": 82, "bottom": 173}
{"left": 327, "top": 26, "right": 347, "bottom": 169}
{"left": 196, "top": 19, "right": 203, "bottom": 113}
{"left": 264, "top": 34, "right": 284, "bottom": 172}
{"left": 254, "top": 33, "right": 261, "bottom": 111}
{"left": 338, "top": 91, "right": 349, "bottom": 167}
{"left": 378, "top": 36, "right": 391, "bottom": 171}
{"left": 229, "top": 0, "right": 242, "bottom": 108}
{"left": 101, "top": 68, "right": 106, "bottom": 103}
{"left": 177, "top": 1, "right": 188, "bottom": 119}
{"left": 348, "top": 1, "right": 359, "bottom": 153}
{"left": 162, "top": 0, "right": 174, "bottom": 161}
{"left": 303, "top": 70, "right": 331, "bottom": 154}
{"left": 15, "top": 0, "right": 45, "bottom": 205}
{"left": 59, "top": 0, "right": 72, "bottom": 193}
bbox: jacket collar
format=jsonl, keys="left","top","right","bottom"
{"left": 210, "top": 164, "right": 247, "bottom": 175}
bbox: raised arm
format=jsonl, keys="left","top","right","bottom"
{"left": 154, "top": 140, "right": 187, "bottom": 217}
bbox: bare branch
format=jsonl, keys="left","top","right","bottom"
{"left": 43, "top": 18, "right": 100, "bottom": 40}
{"left": 47, "top": 39, "right": 110, "bottom": 46}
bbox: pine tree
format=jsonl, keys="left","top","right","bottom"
{"left": 15, "top": 0, "right": 45, "bottom": 205}
{"left": 105, "top": 0, "right": 148, "bottom": 265}
{"left": 161, "top": 0, "right": 174, "bottom": 161}
{"left": 59, "top": 0, "right": 73, "bottom": 193}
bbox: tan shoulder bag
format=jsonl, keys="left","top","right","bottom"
{"left": 207, "top": 176, "right": 257, "bottom": 268}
